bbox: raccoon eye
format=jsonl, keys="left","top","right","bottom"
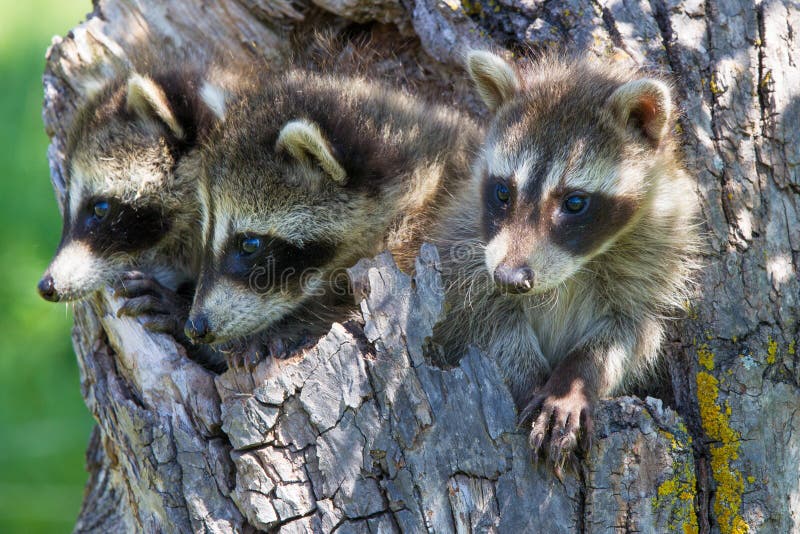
{"left": 92, "top": 200, "right": 110, "bottom": 220}
{"left": 495, "top": 183, "right": 510, "bottom": 204}
{"left": 240, "top": 236, "right": 262, "bottom": 255}
{"left": 562, "top": 193, "right": 589, "bottom": 215}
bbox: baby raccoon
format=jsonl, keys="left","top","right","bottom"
{"left": 38, "top": 60, "right": 227, "bottom": 344}
{"left": 185, "top": 69, "right": 480, "bottom": 362}
{"left": 433, "top": 51, "right": 699, "bottom": 469}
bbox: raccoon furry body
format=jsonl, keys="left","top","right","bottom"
{"left": 186, "top": 68, "right": 481, "bottom": 358}
{"left": 432, "top": 52, "right": 700, "bottom": 468}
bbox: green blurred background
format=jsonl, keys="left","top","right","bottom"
{"left": 0, "top": 1, "right": 95, "bottom": 532}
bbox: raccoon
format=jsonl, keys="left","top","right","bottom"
{"left": 37, "top": 58, "right": 231, "bottom": 355}
{"left": 433, "top": 51, "right": 700, "bottom": 469}
{"left": 184, "top": 69, "right": 480, "bottom": 363}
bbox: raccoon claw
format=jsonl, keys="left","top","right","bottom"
{"left": 114, "top": 271, "right": 164, "bottom": 297}
{"left": 117, "top": 295, "right": 164, "bottom": 317}
{"left": 221, "top": 334, "right": 317, "bottom": 372}
{"left": 266, "top": 337, "right": 290, "bottom": 359}
{"left": 224, "top": 342, "right": 264, "bottom": 371}
{"left": 117, "top": 296, "right": 178, "bottom": 335}
{"left": 113, "top": 272, "right": 188, "bottom": 337}
{"left": 114, "top": 273, "right": 181, "bottom": 310}
{"left": 219, "top": 336, "right": 269, "bottom": 371}
{"left": 522, "top": 386, "right": 593, "bottom": 473}
{"left": 142, "top": 316, "right": 176, "bottom": 334}
{"left": 266, "top": 334, "right": 316, "bottom": 359}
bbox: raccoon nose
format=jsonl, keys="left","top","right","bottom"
{"left": 185, "top": 316, "right": 215, "bottom": 344}
{"left": 38, "top": 275, "right": 59, "bottom": 302}
{"left": 493, "top": 264, "right": 535, "bottom": 294}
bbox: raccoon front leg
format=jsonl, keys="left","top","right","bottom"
{"left": 484, "top": 312, "right": 552, "bottom": 404}
{"left": 523, "top": 331, "right": 634, "bottom": 474}
{"left": 522, "top": 351, "right": 598, "bottom": 475}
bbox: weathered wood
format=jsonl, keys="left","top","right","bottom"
{"left": 42, "top": 1, "right": 799, "bottom": 533}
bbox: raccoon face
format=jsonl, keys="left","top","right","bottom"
{"left": 38, "top": 74, "right": 189, "bottom": 303}
{"left": 467, "top": 51, "right": 673, "bottom": 294}
{"left": 187, "top": 119, "right": 359, "bottom": 344}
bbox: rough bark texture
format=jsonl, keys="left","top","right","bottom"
{"left": 42, "top": 1, "right": 799, "bottom": 533}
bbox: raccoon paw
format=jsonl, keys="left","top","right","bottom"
{"left": 522, "top": 387, "right": 593, "bottom": 477}
{"left": 266, "top": 335, "right": 316, "bottom": 360}
{"left": 217, "top": 336, "right": 266, "bottom": 371}
{"left": 265, "top": 337, "right": 291, "bottom": 360}
{"left": 224, "top": 348, "right": 262, "bottom": 371}
{"left": 114, "top": 271, "right": 187, "bottom": 335}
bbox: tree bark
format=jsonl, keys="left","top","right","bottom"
{"left": 43, "top": 1, "right": 799, "bottom": 533}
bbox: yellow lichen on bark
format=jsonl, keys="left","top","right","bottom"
{"left": 766, "top": 337, "right": 778, "bottom": 364}
{"left": 698, "top": 344, "right": 715, "bottom": 370}
{"left": 696, "top": 347, "right": 748, "bottom": 534}
{"left": 652, "top": 427, "right": 699, "bottom": 534}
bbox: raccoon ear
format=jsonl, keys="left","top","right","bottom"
{"left": 607, "top": 79, "right": 673, "bottom": 145}
{"left": 126, "top": 74, "right": 185, "bottom": 139}
{"left": 466, "top": 50, "right": 520, "bottom": 111}
{"left": 276, "top": 119, "right": 347, "bottom": 185}
{"left": 199, "top": 81, "right": 228, "bottom": 121}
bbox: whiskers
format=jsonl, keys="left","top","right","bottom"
{"left": 530, "top": 283, "right": 562, "bottom": 314}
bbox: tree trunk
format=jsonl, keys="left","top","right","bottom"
{"left": 43, "top": 1, "right": 799, "bottom": 532}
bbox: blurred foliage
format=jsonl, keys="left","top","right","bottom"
{"left": 0, "top": 1, "right": 95, "bottom": 532}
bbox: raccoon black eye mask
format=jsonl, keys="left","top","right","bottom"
{"left": 74, "top": 198, "right": 171, "bottom": 254}
{"left": 483, "top": 175, "right": 637, "bottom": 258}
{"left": 490, "top": 178, "right": 589, "bottom": 216}
{"left": 220, "top": 234, "right": 337, "bottom": 292}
